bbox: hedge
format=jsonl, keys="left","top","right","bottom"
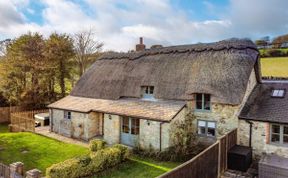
{"left": 46, "top": 144, "right": 129, "bottom": 178}
{"left": 89, "top": 139, "right": 106, "bottom": 152}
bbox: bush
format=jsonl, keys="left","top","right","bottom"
{"left": 112, "top": 144, "right": 130, "bottom": 161}
{"left": 89, "top": 139, "right": 106, "bottom": 152}
{"left": 46, "top": 144, "right": 129, "bottom": 178}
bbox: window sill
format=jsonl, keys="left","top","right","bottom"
{"left": 194, "top": 109, "right": 212, "bottom": 113}
{"left": 269, "top": 142, "right": 288, "bottom": 147}
{"left": 197, "top": 134, "right": 216, "bottom": 139}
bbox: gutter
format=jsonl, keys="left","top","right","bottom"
{"left": 245, "top": 120, "right": 253, "bottom": 148}
{"left": 159, "top": 122, "right": 165, "bottom": 151}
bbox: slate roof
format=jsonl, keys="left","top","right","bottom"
{"left": 239, "top": 80, "right": 288, "bottom": 123}
{"left": 48, "top": 96, "right": 186, "bottom": 122}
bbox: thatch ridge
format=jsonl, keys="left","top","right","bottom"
{"left": 71, "top": 39, "right": 259, "bottom": 105}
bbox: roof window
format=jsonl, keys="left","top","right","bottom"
{"left": 271, "top": 89, "right": 285, "bottom": 98}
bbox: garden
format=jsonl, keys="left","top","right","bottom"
{"left": 0, "top": 124, "right": 182, "bottom": 178}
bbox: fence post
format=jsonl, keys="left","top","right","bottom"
{"left": 26, "top": 169, "right": 42, "bottom": 178}
{"left": 9, "top": 162, "right": 24, "bottom": 178}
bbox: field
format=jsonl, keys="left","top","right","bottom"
{"left": 0, "top": 124, "right": 88, "bottom": 173}
{"left": 260, "top": 57, "right": 288, "bottom": 77}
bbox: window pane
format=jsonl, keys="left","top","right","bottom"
{"left": 198, "top": 127, "right": 206, "bottom": 135}
{"left": 272, "top": 90, "right": 279, "bottom": 96}
{"left": 284, "top": 126, "right": 288, "bottom": 135}
{"left": 149, "top": 86, "right": 154, "bottom": 94}
{"left": 204, "top": 94, "right": 211, "bottom": 110}
{"left": 198, "top": 121, "right": 206, "bottom": 127}
{"left": 272, "top": 125, "right": 280, "bottom": 133}
{"left": 207, "top": 128, "right": 215, "bottom": 136}
{"left": 208, "top": 122, "right": 216, "bottom": 128}
{"left": 131, "top": 127, "right": 139, "bottom": 135}
{"left": 284, "top": 136, "right": 288, "bottom": 144}
{"left": 278, "top": 90, "right": 284, "bottom": 97}
{"left": 145, "top": 87, "right": 149, "bottom": 94}
{"left": 271, "top": 134, "right": 280, "bottom": 142}
{"left": 123, "top": 117, "right": 129, "bottom": 125}
{"left": 122, "top": 125, "right": 129, "bottom": 133}
{"left": 196, "top": 94, "right": 203, "bottom": 109}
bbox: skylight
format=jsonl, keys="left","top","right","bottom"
{"left": 271, "top": 89, "right": 285, "bottom": 97}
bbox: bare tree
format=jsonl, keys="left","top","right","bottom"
{"left": 73, "top": 29, "right": 103, "bottom": 77}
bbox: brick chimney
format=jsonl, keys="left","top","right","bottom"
{"left": 136, "top": 37, "right": 146, "bottom": 51}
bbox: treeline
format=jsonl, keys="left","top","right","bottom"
{"left": 0, "top": 30, "right": 103, "bottom": 108}
{"left": 255, "top": 34, "right": 288, "bottom": 58}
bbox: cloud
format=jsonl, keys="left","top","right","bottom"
{"left": 0, "top": 0, "right": 287, "bottom": 51}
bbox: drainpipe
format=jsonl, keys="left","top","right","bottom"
{"left": 245, "top": 120, "right": 253, "bottom": 148}
{"left": 159, "top": 122, "right": 165, "bottom": 152}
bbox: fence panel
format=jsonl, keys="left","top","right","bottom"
{"left": 159, "top": 142, "right": 219, "bottom": 178}
{"left": 159, "top": 128, "right": 238, "bottom": 178}
{"left": 0, "top": 163, "right": 10, "bottom": 178}
{"left": 0, "top": 106, "right": 25, "bottom": 124}
{"left": 10, "top": 109, "right": 48, "bottom": 132}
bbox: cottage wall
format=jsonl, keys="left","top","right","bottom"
{"left": 139, "top": 120, "right": 161, "bottom": 149}
{"left": 103, "top": 114, "right": 120, "bottom": 145}
{"left": 51, "top": 109, "right": 101, "bottom": 140}
{"left": 238, "top": 120, "right": 288, "bottom": 158}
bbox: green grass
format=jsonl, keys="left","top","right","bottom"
{"left": 261, "top": 57, "right": 288, "bottom": 77}
{"left": 0, "top": 128, "right": 88, "bottom": 173}
{"left": 0, "top": 123, "right": 9, "bottom": 133}
{"left": 93, "top": 155, "right": 181, "bottom": 178}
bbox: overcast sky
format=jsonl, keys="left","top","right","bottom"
{"left": 0, "top": 0, "right": 288, "bottom": 51}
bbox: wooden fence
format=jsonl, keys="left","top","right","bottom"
{"left": 158, "top": 129, "right": 237, "bottom": 178}
{"left": 10, "top": 109, "right": 48, "bottom": 132}
{"left": 0, "top": 106, "right": 26, "bottom": 124}
{"left": 0, "top": 163, "right": 10, "bottom": 178}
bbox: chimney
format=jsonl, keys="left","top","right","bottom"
{"left": 136, "top": 37, "right": 146, "bottom": 51}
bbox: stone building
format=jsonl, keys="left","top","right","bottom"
{"left": 239, "top": 80, "right": 288, "bottom": 158}
{"left": 48, "top": 38, "right": 259, "bottom": 151}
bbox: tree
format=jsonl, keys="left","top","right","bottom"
{"left": 45, "top": 33, "right": 75, "bottom": 98}
{"left": 255, "top": 40, "right": 268, "bottom": 47}
{"left": 0, "top": 33, "right": 47, "bottom": 107}
{"left": 73, "top": 29, "right": 103, "bottom": 77}
{"left": 272, "top": 34, "right": 288, "bottom": 48}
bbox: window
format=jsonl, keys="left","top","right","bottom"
{"left": 198, "top": 120, "right": 216, "bottom": 137}
{"left": 131, "top": 119, "right": 140, "bottom": 135}
{"left": 271, "top": 124, "right": 288, "bottom": 144}
{"left": 64, "top": 111, "right": 71, "bottom": 120}
{"left": 196, "top": 94, "right": 211, "bottom": 111}
{"left": 271, "top": 89, "right": 285, "bottom": 97}
{"left": 122, "top": 117, "right": 129, "bottom": 133}
{"left": 142, "top": 86, "right": 155, "bottom": 100}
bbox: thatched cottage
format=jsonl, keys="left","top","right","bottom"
{"left": 48, "top": 38, "right": 259, "bottom": 150}
{"left": 239, "top": 80, "right": 288, "bottom": 157}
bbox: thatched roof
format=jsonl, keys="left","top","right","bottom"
{"left": 48, "top": 96, "right": 185, "bottom": 122}
{"left": 239, "top": 81, "right": 288, "bottom": 123}
{"left": 70, "top": 38, "right": 259, "bottom": 105}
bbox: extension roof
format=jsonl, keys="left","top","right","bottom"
{"left": 239, "top": 80, "right": 288, "bottom": 123}
{"left": 48, "top": 96, "right": 185, "bottom": 122}
{"left": 70, "top": 38, "right": 259, "bottom": 105}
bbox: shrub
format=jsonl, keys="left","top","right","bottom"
{"left": 112, "top": 144, "right": 130, "bottom": 161}
{"left": 47, "top": 144, "right": 129, "bottom": 178}
{"left": 89, "top": 139, "right": 106, "bottom": 152}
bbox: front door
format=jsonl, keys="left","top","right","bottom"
{"left": 121, "top": 117, "right": 139, "bottom": 147}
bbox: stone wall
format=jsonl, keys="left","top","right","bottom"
{"left": 238, "top": 119, "right": 288, "bottom": 158}
{"left": 139, "top": 119, "right": 161, "bottom": 149}
{"left": 51, "top": 109, "right": 101, "bottom": 140}
{"left": 103, "top": 114, "right": 120, "bottom": 145}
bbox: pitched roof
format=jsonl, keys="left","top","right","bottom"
{"left": 48, "top": 96, "right": 186, "bottom": 122}
{"left": 239, "top": 81, "right": 288, "bottom": 123}
{"left": 70, "top": 38, "right": 259, "bottom": 105}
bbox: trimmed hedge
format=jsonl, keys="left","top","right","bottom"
{"left": 46, "top": 144, "right": 129, "bottom": 178}
{"left": 89, "top": 139, "right": 106, "bottom": 152}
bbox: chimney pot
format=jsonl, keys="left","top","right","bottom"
{"left": 136, "top": 37, "right": 146, "bottom": 51}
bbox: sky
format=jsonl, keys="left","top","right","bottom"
{"left": 0, "top": 0, "right": 288, "bottom": 51}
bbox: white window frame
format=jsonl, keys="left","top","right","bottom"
{"left": 197, "top": 120, "right": 216, "bottom": 137}
{"left": 271, "top": 89, "right": 285, "bottom": 97}
{"left": 270, "top": 124, "right": 288, "bottom": 145}
{"left": 142, "top": 86, "right": 155, "bottom": 100}
{"left": 64, "top": 111, "right": 71, "bottom": 120}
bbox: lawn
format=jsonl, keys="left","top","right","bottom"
{"left": 0, "top": 124, "right": 88, "bottom": 173}
{"left": 93, "top": 155, "right": 181, "bottom": 178}
{"left": 260, "top": 57, "right": 288, "bottom": 77}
